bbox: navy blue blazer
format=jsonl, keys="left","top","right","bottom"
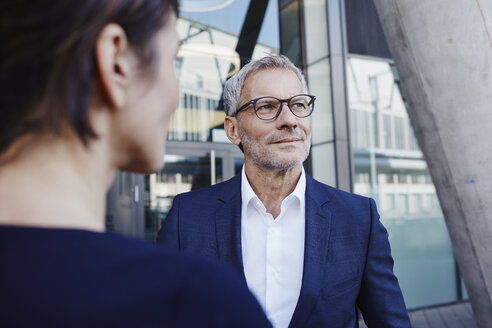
{"left": 157, "top": 173, "right": 410, "bottom": 328}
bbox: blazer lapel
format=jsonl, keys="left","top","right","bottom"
{"left": 289, "top": 174, "right": 332, "bottom": 328}
{"left": 214, "top": 174, "right": 246, "bottom": 281}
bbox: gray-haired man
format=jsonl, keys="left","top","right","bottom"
{"left": 157, "top": 55, "right": 410, "bottom": 328}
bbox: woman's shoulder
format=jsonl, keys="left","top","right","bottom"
{"left": 0, "top": 226, "right": 271, "bottom": 327}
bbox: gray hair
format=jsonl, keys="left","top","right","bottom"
{"left": 222, "top": 55, "right": 308, "bottom": 116}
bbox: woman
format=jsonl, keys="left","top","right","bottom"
{"left": 0, "top": 1, "right": 270, "bottom": 327}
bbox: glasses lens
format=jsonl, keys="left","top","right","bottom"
{"left": 289, "top": 95, "right": 313, "bottom": 117}
{"left": 255, "top": 97, "right": 281, "bottom": 119}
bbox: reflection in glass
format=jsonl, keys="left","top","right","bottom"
{"left": 170, "top": 2, "right": 279, "bottom": 144}
{"left": 181, "top": 0, "right": 236, "bottom": 13}
{"left": 347, "top": 56, "right": 457, "bottom": 308}
{"left": 307, "top": 58, "right": 334, "bottom": 145}
{"left": 279, "top": 1, "right": 302, "bottom": 67}
{"left": 302, "top": 0, "right": 329, "bottom": 64}
{"left": 144, "top": 154, "right": 222, "bottom": 241}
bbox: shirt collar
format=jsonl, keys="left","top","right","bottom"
{"left": 241, "top": 166, "right": 260, "bottom": 210}
{"left": 241, "top": 165, "right": 306, "bottom": 211}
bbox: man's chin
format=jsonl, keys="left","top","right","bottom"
{"left": 273, "top": 148, "right": 307, "bottom": 160}
{"left": 268, "top": 155, "right": 305, "bottom": 171}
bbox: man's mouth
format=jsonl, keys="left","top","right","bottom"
{"left": 272, "top": 137, "right": 303, "bottom": 144}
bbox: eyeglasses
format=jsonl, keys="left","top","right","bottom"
{"left": 236, "top": 94, "right": 316, "bottom": 120}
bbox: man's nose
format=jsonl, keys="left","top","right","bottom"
{"left": 276, "top": 102, "right": 298, "bottom": 128}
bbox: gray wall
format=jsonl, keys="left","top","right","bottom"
{"left": 374, "top": 0, "right": 492, "bottom": 326}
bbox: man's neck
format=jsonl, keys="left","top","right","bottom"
{"left": 244, "top": 161, "right": 303, "bottom": 218}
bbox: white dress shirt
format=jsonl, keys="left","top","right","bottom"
{"left": 241, "top": 167, "right": 306, "bottom": 328}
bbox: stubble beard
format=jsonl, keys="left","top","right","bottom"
{"left": 238, "top": 125, "right": 311, "bottom": 171}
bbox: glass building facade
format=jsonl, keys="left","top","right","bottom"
{"left": 106, "top": 0, "right": 466, "bottom": 310}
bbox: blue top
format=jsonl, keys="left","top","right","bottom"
{"left": 0, "top": 226, "right": 272, "bottom": 327}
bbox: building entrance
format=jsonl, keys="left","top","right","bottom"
{"left": 105, "top": 141, "right": 243, "bottom": 241}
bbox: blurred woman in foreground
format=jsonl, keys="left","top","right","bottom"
{"left": 0, "top": 1, "right": 270, "bottom": 327}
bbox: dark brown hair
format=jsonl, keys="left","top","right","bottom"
{"left": 0, "top": 0, "right": 179, "bottom": 154}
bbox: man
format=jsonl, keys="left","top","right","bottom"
{"left": 157, "top": 55, "right": 410, "bottom": 328}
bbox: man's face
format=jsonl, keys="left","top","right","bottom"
{"left": 235, "top": 68, "right": 311, "bottom": 171}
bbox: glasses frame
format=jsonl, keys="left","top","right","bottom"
{"left": 235, "top": 94, "right": 316, "bottom": 121}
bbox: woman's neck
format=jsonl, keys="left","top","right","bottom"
{"left": 0, "top": 134, "right": 115, "bottom": 232}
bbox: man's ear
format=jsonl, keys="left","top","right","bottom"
{"left": 94, "top": 23, "right": 133, "bottom": 110}
{"left": 224, "top": 116, "right": 242, "bottom": 146}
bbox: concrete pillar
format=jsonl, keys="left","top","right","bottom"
{"left": 373, "top": 1, "right": 492, "bottom": 326}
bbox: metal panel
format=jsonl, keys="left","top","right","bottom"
{"left": 326, "top": 0, "right": 353, "bottom": 192}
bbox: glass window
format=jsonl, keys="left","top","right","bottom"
{"left": 302, "top": 0, "right": 329, "bottom": 64}
{"left": 144, "top": 154, "right": 223, "bottom": 241}
{"left": 279, "top": 0, "right": 302, "bottom": 67}
{"left": 408, "top": 122, "right": 420, "bottom": 151}
{"left": 350, "top": 109, "right": 373, "bottom": 149}
{"left": 311, "top": 142, "right": 337, "bottom": 187}
{"left": 308, "top": 58, "right": 334, "bottom": 145}
{"left": 394, "top": 116, "right": 405, "bottom": 149}
{"left": 383, "top": 114, "right": 392, "bottom": 149}
{"left": 398, "top": 173, "right": 408, "bottom": 184}
{"left": 347, "top": 56, "right": 457, "bottom": 309}
{"left": 170, "top": 1, "right": 280, "bottom": 144}
{"left": 383, "top": 194, "right": 396, "bottom": 212}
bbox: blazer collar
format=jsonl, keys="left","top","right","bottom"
{"left": 289, "top": 174, "right": 333, "bottom": 328}
{"left": 214, "top": 174, "right": 245, "bottom": 280}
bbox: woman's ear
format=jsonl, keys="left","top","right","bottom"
{"left": 94, "top": 23, "right": 134, "bottom": 110}
{"left": 224, "top": 116, "right": 242, "bottom": 146}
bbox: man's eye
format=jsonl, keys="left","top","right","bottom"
{"left": 258, "top": 104, "right": 273, "bottom": 110}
